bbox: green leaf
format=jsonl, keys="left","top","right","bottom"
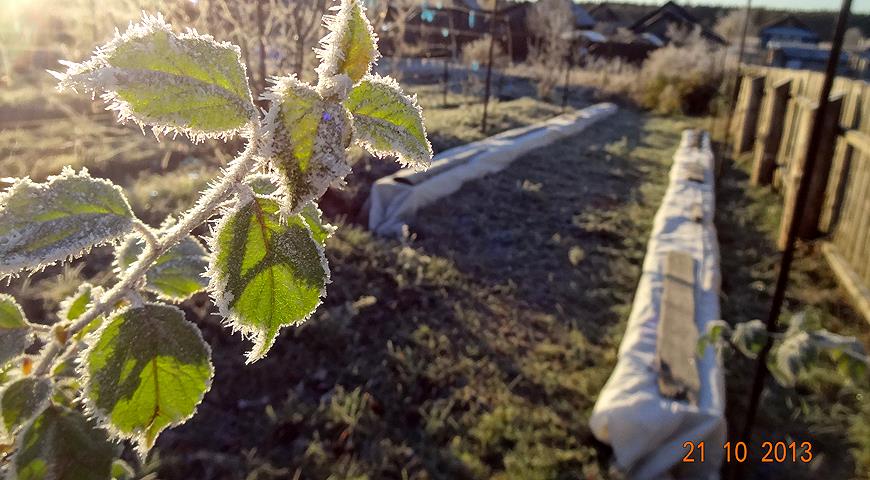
{"left": 0, "top": 294, "right": 31, "bottom": 366}
{"left": 809, "top": 329, "right": 869, "bottom": 384}
{"left": 346, "top": 75, "right": 433, "bottom": 168}
{"left": 245, "top": 173, "right": 281, "bottom": 196}
{"left": 300, "top": 202, "right": 334, "bottom": 246}
{"left": 12, "top": 405, "right": 114, "bottom": 480}
{"left": 111, "top": 459, "right": 135, "bottom": 480}
{"left": 60, "top": 283, "right": 100, "bottom": 322}
{"left": 55, "top": 13, "right": 255, "bottom": 140}
{"left": 82, "top": 303, "right": 213, "bottom": 455}
{"left": 731, "top": 319, "right": 768, "bottom": 359}
{"left": 316, "top": 0, "right": 379, "bottom": 84}
{"left": 60, "top": 283, "right": 105, "bottom": 342}
{"left": 115, "top": 235, "right": 208, "bottom": 301}
{"left": 0, "top": 168, "right": 135, "bottom": 277}
{"left": 209, "top": 197, "right": 329, "bottom": 363}
{"left": 1, "top": 376, "right": 52, "bottom": 435}
{"left": 265, "top": 76, "right": 352, "bottom": 213}
{"left": 696, "top": 320, "right": 731, "bottom": 356}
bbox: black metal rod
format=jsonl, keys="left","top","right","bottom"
{"left": 481, "top": 1, "right": 497, "bottom": 132}
{"left": 739, "top": 0, "right": 852, "bottom": 450}
{"left": 561, "top": 56, "right": 571, "bottom": 111}
{"left": 443, "top": 57, "right": 449, "bottom": 106}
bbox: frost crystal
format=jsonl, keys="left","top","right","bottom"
{"left": 346, "top": 74, "right": 433, "bottom": 169}
{"left": 262, "top": 76, "right": 353, "bottom": 214}
{"left": 54, "top": 13, "right": 256, "bottom": 142}
{"left": 315, "top": 0, "right": 379, "bottom": 91}
{"left": 0, "top": 167, "right": 135, "bottom": 278}
{"left": 206, "top": 197, "right": 329, "bottom": 363}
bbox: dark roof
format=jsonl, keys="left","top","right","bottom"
{"left": 760, "top": 14, "right": 815, "bottom": 33}
{"left": 588, "top": 3, "right": 621, "bottom": 23}
{"left": 629, "top": 1, "right": 698, "bottom": 31}
{"left": 629, "top": 5, "right": 726, "bottom": 45}
{"left": 571, "top": 3, "right": 596, "bottom": 29}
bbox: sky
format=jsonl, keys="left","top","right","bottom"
{"left": 592, "top": 0, "right": 870, "bottom": 14}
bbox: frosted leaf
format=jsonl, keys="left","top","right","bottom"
{"left": 1, "top": 376, "right": 52, "bottom": 435}
{"left": 263, "top": 76, "right": 352, "bottom": 214}
{"left": 808, "top": 330, "right": 868, "bottom": 384}
{"left": 59, "top": 283, "right": 106, "bottom": 342}
{"left": 0, "top": 168, "right": 135, "bottom": 278}
{"left": 730, "top": 319, "right": 767, "bottom": 359}
{"left": 300, "top": 202, "right": 335, "bottom": 246}
{"left": 60, "top": 283, "right": 101, "bottom": 323}
{"left": 0, "top": 294, "right": 32, "bottom": 366}
{"left": 315, "top": 0, "right": 379, "bottom": 87}
{"left": 111, "top": 459, "right": 135, "bottom": 480}
{"left": 346, "top": 75, "right": 432, "bottom": 169}
{"left": 772, "top": 331, "right": 815, "bottom": 387}
{"left": 207, "top": 197, "right": 329, "bottom": 363}
{"left": 245, "top": 173, "right": 281, "bottom": 196}
{"left": 12, "top": 405, "right": 114, "bottom": 480}
{"left": 54, "top": 13, "right": 255, "bottom": 141}
{"left": 696, "top": 319, "right": 731, "bottom": 356}
{"left": 115, "top": 235, "right": 208, "bottom": 301}
{"left": 80, "top": 303, "right": 213, "bottom": 456}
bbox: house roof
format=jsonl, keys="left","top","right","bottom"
{"left": 760, "top": 14, "right": 815, "bottom": 33}
{"left": 629, "top": 1, "right": 698, "bottom": 31}
{"left": 571, "top": 3, "right": 596, "bottom": 29}
{"left": 588, "top": 3, "right": 621, "bottom": 23}
{"left": 630, "top": 6, "right": 726, "bottom": 45}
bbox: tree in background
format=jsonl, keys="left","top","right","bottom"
{"left": 844, "top": 27, "right": 865, "bottom": 51}
{"left": 526, "top": 0, "right": 574, "bottom": 100}
{"left": 714, "top": 8, "right": 758, "bottom": 45}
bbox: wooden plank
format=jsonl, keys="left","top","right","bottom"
{"left": 820, "top": 85, "right": 862, "bottom": 232}
{"left": 752, "top": 80, "right": 791, "bottom": 186}
{"left": 734, "top": 76, "right": 765, "bottom": 155}
{"left": 844, "top": 129, "right": 870, "bottom": 155}
{"left": 799, "top": 95, "right": 844, "bottom": 239}
{"left": 656, "top": 251, "right": 700, "bottom": 405}
{"left": 835, "top": 150, "right": 869, "bottom": 275}
{"left": 778, "top": 103, "right": 816, "bottom": 249}
{"left": 822, "top": 242, "right": 870, "bottom": 324}
{"left": 774, "top": 84, "right": 803, "bottom": 190}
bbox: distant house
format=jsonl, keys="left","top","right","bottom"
{"left": 759, "top": 15, "right": 820, "bottom": 49}
{"left": 588, "top": 3, "right": 624, "bottom": 35}
{"left": 628, "top": 1, "right": 726, "bottom": 46}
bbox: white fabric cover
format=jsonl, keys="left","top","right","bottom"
{"left": 367, "top": 103, "right": 617, "bottom": 236}
{"left": 589, "top": 130, "right": 726, "bottom": 480}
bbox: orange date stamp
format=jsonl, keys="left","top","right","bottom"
{"left": 681, "top": 441, "right": 814, "bottom": 463}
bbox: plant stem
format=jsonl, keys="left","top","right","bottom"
{"left": 34, "top": 138, "right": 260, "bottom": 377}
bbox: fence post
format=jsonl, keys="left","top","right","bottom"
{"left": 820, "top": 84, "right": 861, "bottom": 232}
{"left": 799, "top": 95, "right": 844, "bottom": 238}
{"left": 778, "top": 95, "right": 844, "bottom": 248}
{"left": 734, "top": 76, "right": 765, "bottom": 156}
{"left": 751, "top": 79, "right": 790, "bottom": 185}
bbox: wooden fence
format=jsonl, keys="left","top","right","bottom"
{"left": 731, "top": 67, "right": 870, "bottom": 321}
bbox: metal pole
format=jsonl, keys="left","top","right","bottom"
{"left": 561, "top": 54, "right": 571, "bottom": 111}
{"left": 443, "top": 56, "right": 449, "bottom": 106}
{"left": 481, "top": 0, "right": 497, "bottom": 132}
{"left": 721, "top": 0, "right": 752, "bottom": 157}
{"left": 739, "top": 0, "right": 852, "bottom": 458}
